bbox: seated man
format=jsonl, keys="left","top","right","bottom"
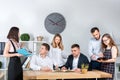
{"left": 61, "top": 44, "right": 89, "bottom": 72}
{"left": 30, "top": 43, "right": 53, "bottom": 71}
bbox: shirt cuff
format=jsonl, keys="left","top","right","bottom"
{"left": 37, "top": 66, "right": 41, "bottom": 70}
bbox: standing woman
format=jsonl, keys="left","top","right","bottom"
{"left": 49, "top": 34, "right": 67, "bottom": 70}
{"left": 98, "top": 33, "right": 118, "bottom": 80}
{"left": 4, "top": 27, "right": 23, "bottom": 80}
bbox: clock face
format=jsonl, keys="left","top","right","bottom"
{"left": 44, "top": 13, "right": 66, "bottom": 34}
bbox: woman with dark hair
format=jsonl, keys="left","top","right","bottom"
{"left": 98, "top": 33, "right": 118, "bottom": 80}
{"left": 4, "top": 27, "right": 23, "bottom": 80}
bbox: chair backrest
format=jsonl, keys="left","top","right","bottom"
{"left": 26, "top": 61, "right": 30, "bottom": 68}
{"left": 22, "top": 57, "right": 31, "bottom": 69}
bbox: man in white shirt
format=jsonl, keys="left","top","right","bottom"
{"left": 88, "top": 27, "right": 102, "bottom": 70}
{"left": 30, "top": 43, "right": 53, "bottom": 71}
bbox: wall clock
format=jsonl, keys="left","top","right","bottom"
{"left": 44, "top": 12, "right": 66, "bottom": 34}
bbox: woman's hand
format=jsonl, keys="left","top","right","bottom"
{"left": 97, "top": 60, "right": 103, "bottom": 62}
{"left": 41, "top": 67, "right": 52, "bottom": 72}
{"left": 16, "top": 53, "right": 23, "bottom": 57}
{"left": 97, "top": 59, "right": 107, "bottom": 63}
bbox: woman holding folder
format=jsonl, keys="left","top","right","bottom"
{"left": 4, "top": 27, "right": 23, "bottom": 80}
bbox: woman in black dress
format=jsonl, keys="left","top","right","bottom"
{"left": 98, "top": 33, "right": 118, "bottom": 80}
{"left": 4, "top": 27, "right": 23, "bottom": 80}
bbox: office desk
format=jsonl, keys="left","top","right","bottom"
{"left": 23, "top": 70, "right": 112, "bottom": 80}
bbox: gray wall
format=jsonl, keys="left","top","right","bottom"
{"left": 0, "top": 0, "right": 120, "bottom": 58}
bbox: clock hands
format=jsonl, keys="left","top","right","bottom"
{"left": 48, "top": 19, "right": 56, "bottom": 24}
{"left": 53, "top": 19, "right": 64, "bottom": 25}
{"left": 48, "top": 18, "right": 64, "bottom": 27}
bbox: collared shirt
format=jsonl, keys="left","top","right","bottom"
{"left": 30, "top": 54, "right": 53, "bottom": 70}
{"left": 72, "top": 55, "right": 79, "bottom": 70}
{"left": 88, "top": 37, "right": 101, "bottom": 60}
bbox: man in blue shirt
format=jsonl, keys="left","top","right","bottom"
{"left": 88, "top": 27, "right": 102, "bottom": 70}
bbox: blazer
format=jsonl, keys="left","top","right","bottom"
{"left": 64, "top": 53, "right": 89, "bottom": 70}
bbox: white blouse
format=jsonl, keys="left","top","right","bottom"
{"left": 49, "top": 47, "right": 67, "bottom": 67}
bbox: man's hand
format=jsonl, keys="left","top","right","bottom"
{"left": 61, "top": 66, "right": 67, "bottom": 70}
{"left": 74, "top": 68, "right": 81, "bottom": 73}
{"left": 91, "top": 55, "right": 97, "bottom": 60}
{"left": 98, "top": 53, "right": 104, "bottom": 57}
{"left": 40, "top": 67, "right": 52, "bottom": 72}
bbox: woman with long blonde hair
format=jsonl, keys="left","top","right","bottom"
{"left": 51, "top": 34, "right": 64, "bottom": 50}
{"left": 49, "top": 34, "right": 67, "bottom": 70}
